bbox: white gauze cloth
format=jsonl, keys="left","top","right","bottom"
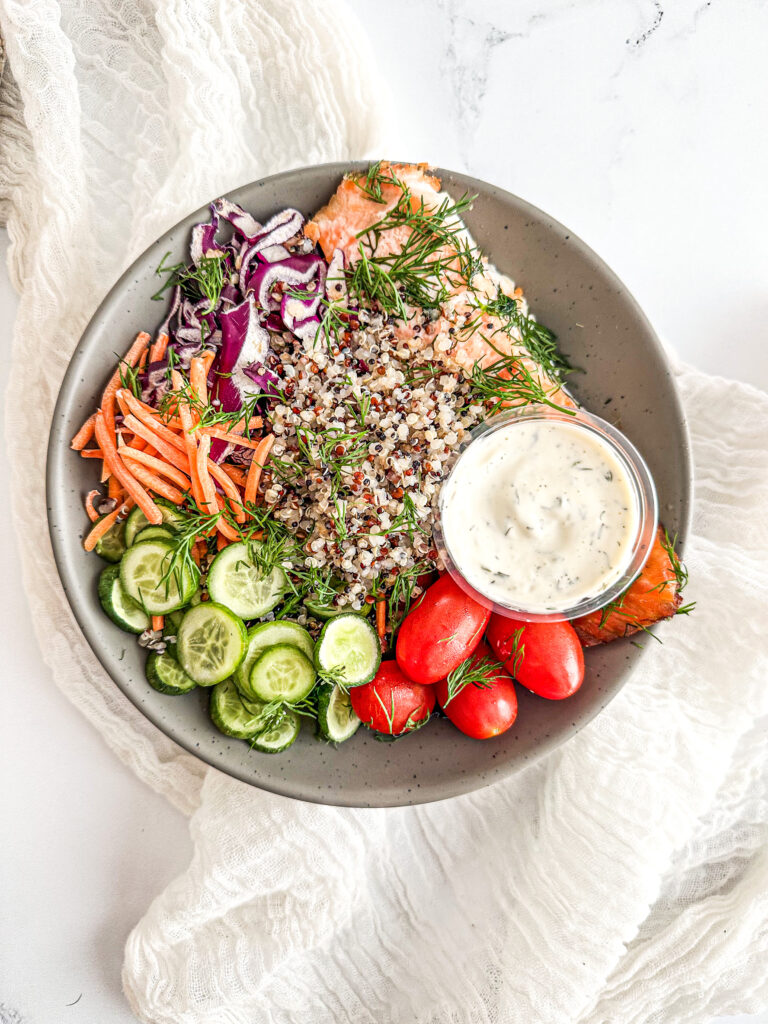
{"left": 1, "top": 3, "right": 767, "bottom": 1022}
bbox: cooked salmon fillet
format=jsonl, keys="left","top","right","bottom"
{"left": 308, "top": 164, "right": 684, "bottom": 644}
{"left": 573, "top": 527, "right": 683, "bottom": 646}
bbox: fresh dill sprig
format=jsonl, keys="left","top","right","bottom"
{"left": 151, "top": 251, "right": 228, "bottom": 315}
{"left": 386, "top": 559, "right": 431, "bottom": 632}
{"left": 466, "top": 341, "right": 575, "bottom": 416}
{"left": 352, "top": 160, "right": 403, "bottom": 204}
{"left": 158, "top": 504, "right": 226, "bottom": 593}
{"left": 443, "top": 654, "right": 501, "bottom": 706}
{"left": 118, "top": 358, "right": 142, "bottom": 399}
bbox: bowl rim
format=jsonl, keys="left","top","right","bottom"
{"left": 46, "top": 161, "right": 693, "bottom": 806}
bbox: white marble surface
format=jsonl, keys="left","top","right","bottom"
{"left": 1, "top": 0, "right": 767, "bottom": 1020}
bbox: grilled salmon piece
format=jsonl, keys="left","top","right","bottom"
{"left": 309, "top": 165, "right": 685, "bottom": 644}
{"left": 573, "top": 528, "right": 682, "bottom": 646}
{"left": 305, "top": 162, "right": 442, "bottom": 261}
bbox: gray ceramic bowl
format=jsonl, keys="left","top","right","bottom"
{"left": 47, "top": 163, "right": 692, "bottom": 807}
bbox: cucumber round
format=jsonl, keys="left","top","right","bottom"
{"left": 316, "top": 681, "right": 360, "bottom": 743}
{"left": 207, "top": 541, "right": 288, "bottom": 620}
{"left": 145, "top": 651, "right": 197, "bottom": 695}
{"left": 248, "top": 644, "right": 315, "bottom": 703}
{"left": 314, "top": 613, "right": 381, "bottom": 687}
{"left": 210, "top": 678, "right": 267, "bottom": 739}
{"left": 250, "top": 710, "right": 301, "bottom": 754}
{"left": 177, "top": 602, "right": 247, "bottom": 686}
{"left": 120, "top": 539, "right": 198, "bottom": 614}
{"left": 133, "top": 524, "right": 176, "bottom": 545}
{"left": 98, "top": 564, "right": 150, "bottom": 633}
{"left": 94, "top": 519, "right": 127, "bottom": 563}
{"left": 125, "top": 502, "right": 185, "bottom": 545}
{"left": 234, "top": 620, "right": 315, "bottom": 700}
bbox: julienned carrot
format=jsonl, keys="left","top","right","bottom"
{"left": 220, "top": 464, "right": 248, "bottom": 487}
{"left": 149, "top": 332, "right": 169, "bottom": 362}
{"left": 80, "top": 448, "right": 105, "bottom": 459}
{"left": 190, "top": 542, "right": 202, "bottom": 567}
{"left": 173, "top": 370, "right": 209, "bottom": 511}
{"left": 245, "top": 434, "right": 275, "bottom": 509}
{"left": 123, "top": 414, "right": 186, "bottom": 462}
{"left": 71, "top": 414, "right": 96, "bottom": 451}
{"left": 119, "top": 446, "right": 192, "bottom": 491}
{"left": 108, "top": 475, "right": 123, "bottom": 502}
{"left": 127, "top": 461, "right": 186, "bottom": 505}
{"left": 190, "top": 356, "right": 209, "bottom": 406}
{"left": 85, "top": 489, "right": 101, "bottom": 522}
{"left": 207, "top": 462, "right": 246, "bottom": 523}
{"left": 138, "top": 349, "right": 148, "bottom": 370}
{"left": 101, "top": 332, "right": 151, "bottom": 442}
{"left": 216, "top": 533, "right": 230, "bottom": 551}
{"left": 94, "top": 411, "right": 163, "bottom": 524}
{"left": 201, "top": 349, "right": 216, "bottom": 376}
{"left": 376, "top": 595, "right": 386, "bottom": 640}
{"left": 202, "top": 427, "right": 263, "bottom": 449}
{"left": 227, "top": 416, "right": 263, "bottom": 435}
{"left": 83, "top": 500, "right": 134, "bottom": 552}
{"left": 196, "top": 436, "right": 239, "bottom": 541}
{"left": 117, "top": 389, "right": 183, "bottom": 432}
{"left": 152, "top": 615, "right": 164, "bottom": 632}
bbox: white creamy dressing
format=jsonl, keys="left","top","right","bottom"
{"left": 440, "top": 419, "right": 640, "bottom": 613}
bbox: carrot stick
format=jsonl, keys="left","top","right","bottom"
{"left": 85, "top": 489, "right": 101, "bottom": 522}
{"left": 71, "top": 414, "right": 96, "bottom": 451}
{"left": 244, "top": 434, "right": 275, "bottom": 509}
{"left": 196, "top": 435, "right": 239, "bottom": 541}
{"left": 138, "top": 349, "right": 148, "bottom": 370}
{"left": 117, "top": 389, "right": 183, "bottom": 432}
{"left": 107, "top": 475, "right": 123, "bottom": 501}
{"left": 152, "top": 615, "right": 164, "bottom": 632}
{"left": 201, "top": 349, "right": 216, "bottom": 376}
{"left": 173, "top": 370, "right": 207, "bottom": 509}
{"left": 80, "top": 448, "right": 105, "bottom": 459}
{"left": 119, "top": 446, "right": 192, "bottom": 491}
{"left": 220, "top": 464, "right": 248, "bottom": 487}
{"left": 201, "top": 427, "right": 263, "bottom": 449}
{"left": 216, "top": 533, "right": 230, "bottom": 551}
{"left": 149, "top": 332, "right": 169, "bottom": 362}
{"left": 83, "top": 499, "right": 134, "bottom": 552}
{"left": 101, "top": 332, "right": 151, "bottom": 443}
{"left": 190, "top": 542, "right": 202, "bottom": 567}
{"left": 218, "top": 415, "right": 263, "bottom": 435}
{"left": 376, "top": 595, "right": 386, "bottom": 640}
{"left": 190, "top": 356, "right": 209, "bottom": 406}
{"left": 123, "top": 414, "right": 187, "bottom": 463}
{"left": 94, "top": 411, "right": 163, "bottom": 524}
{"left": 126, "top": 461, "right": 186, "bottom": 505}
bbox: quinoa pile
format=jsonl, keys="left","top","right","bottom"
{"left": 257, "top": 309, "right": 488, "bottom": 613}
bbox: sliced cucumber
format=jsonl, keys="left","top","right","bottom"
{"left": 304, "top": 595, "right": 372, "bottom": 620}
{"left": 177, "top": 602, "right": 247, "bottom": 686}
{"left": 314, "top": 613, "right": 381, "bottom": 687}
{"left": 120, "top": 539, "right": 198, "bottom": 614}
{"left": 316, "top": 681, "right": 360, "bottom": 743}
{"left": 94, "top": 519, "right": 127, "bottom": 563}
{"left": 248, "top": 643, "right": 315, "bottom": 703}
{"left": 146, "top": 651, "right": 197, "bottom": 695}
{"left": 133, "top": 525, "right": 176, "bottom": 545}
{"left": 207, "top": 541, "right": 288, "bottom": 620}
{"left": 98, "top": 564, "right": 150, "bottom": 633}
{"left": 210, "top": 678, "right": 267, "bottom": 739}
{"left": 250, "top": 710, "right": 301, "bottom": 753}
{"left": 125, "top": 502, "right": 185, "bottom": 545}
{"left": 234, "top": 620, "right": 315, "bottom": 701}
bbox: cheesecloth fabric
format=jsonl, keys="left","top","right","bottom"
{"left": 1, "top": 3, "right": 766, "bottom": 1022}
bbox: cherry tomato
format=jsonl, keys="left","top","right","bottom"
{"left": 396, "top": 574, "right": 491, "bottom": 684}
{"left": 486, "top": 614, "right": 585, "bottom": 700}
{"left": 350, "top": 662, "right": 436, "bottom": 736}
{"left": 435, "top": 642, "right": 518, "bottom": 740}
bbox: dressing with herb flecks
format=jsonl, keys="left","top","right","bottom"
{"left": 440, "top": 418, "right": 640, "bottom": 613}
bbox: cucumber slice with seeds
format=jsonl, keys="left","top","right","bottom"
{"left": 98, "top": 564, "right": 150, "bottom": 633}
{"left": 207, "top": 541, "right": 288, "bottom": 620}
{"left": 234, "top": 620, "right": 315, "bottom": 701}
{"left": 316, "top": 681, "right": 360, "bottom": 743}
{"left": 177, "top": 602, "right": 247, "bottom": 686}
{"left": 250, "top": 710, "right": 301, "bottom": 754}
{"left": 210, "top": 678, "right": 267, "bottom": 738}
{"left": 146, "top": 651, "right": 197, "bottom": 695}
{"left": 314, "top": 613, "right": 381, "bottom": 687}
{"left": 125, "top": 502, "right": 185, "bottom": 546}
{"left": 133, "top": 525, "right": 176, "bottom": 545}
{"left": 248, "top": 644, "right": 315, "bottom": 703}
{"left": 120, "top": 539, "right": 198, "bottom": 614}
{"left": 94, "top": 519, "right": 127, "bottom": 563}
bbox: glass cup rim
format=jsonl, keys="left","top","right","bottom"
{"left": 434, "top": 404, "right": 659, "bottom": 623}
